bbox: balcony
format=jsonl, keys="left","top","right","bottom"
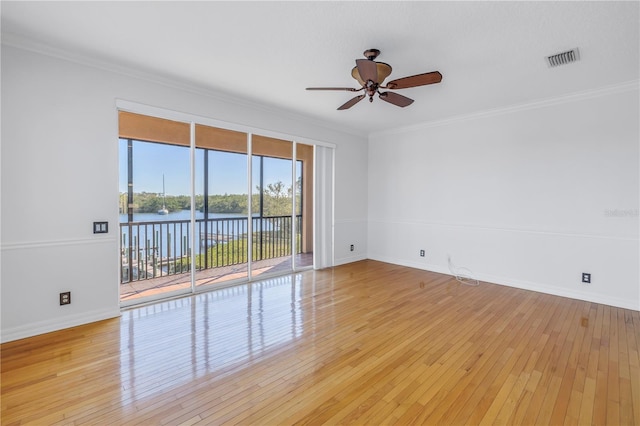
{"left": 119, "top": 215, "right": 311, "bottom": 301}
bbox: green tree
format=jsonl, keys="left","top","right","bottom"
{"left": 256, "top": 181, "right": 293, "bottom": 216}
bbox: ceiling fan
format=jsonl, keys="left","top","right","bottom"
{"left": 306, "top": 49, "right": 442, "bottom": 110}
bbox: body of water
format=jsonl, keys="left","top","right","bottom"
{"left": 118, "top": 211, "right": 290, "bottom": 259}
{"left": 119, "top": 210, "right": 250, "bottom": 223}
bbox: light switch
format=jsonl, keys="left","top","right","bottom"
{"left": 93, "top": 221, "right": 108, "bottom": 234}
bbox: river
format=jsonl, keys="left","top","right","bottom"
{"left": 119, "top": 210, "right": 249, "bottom": 223}
{"left": 118, "top": 210, "right": 288, "bottom": 258}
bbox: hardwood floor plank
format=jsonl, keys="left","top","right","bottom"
{"left": 508, "top": 298, "right": 575, "bottom": 424}
{"left": 615, "top": 308, "right": 633, "bottom": 425}
{"left": 606, "top": 308, "right": 621, "bottom": 426}
{"left": 560, "top": 305, "right": 590, "bottom": 425}
{"left": 501, "top": 296, "right": 559, "bottom": 424}
{"left": 627, "top": 310, "right": 640, "bottom": 426}
{"left": 2, "top": 260, "right": 638, "bottom": 425}
{"left": 475, "top": 296, "right": 555, "bottom": 424}
{"left": 535, "top": 300, "right": 581, "bottom": 425}
{"left": 421, "top": 291, "right": 534, "bottom": 423}
{"left": 594, "top": 305, "right": 612, "bottom": 424}
{"left": 576, "top": 304, "right": 603, "bottom": 425}
{"left": 548, "top": 300, "right": 589, "bottom": 425}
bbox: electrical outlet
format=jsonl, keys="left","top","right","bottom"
{"left": 420, "top": 250, "right": 425, "bottom": 257}
{"left": 350, "top": 244, "right": 354, "bottom": 252}
{"left": 582, "top": 273, "right": 591, "bottom": 284}
{"left": 60, "top": 291, "right": 71, "bottom": 305}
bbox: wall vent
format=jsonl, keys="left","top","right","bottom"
{"left": 546, "top": 48, "right": 580, "bottom": 67}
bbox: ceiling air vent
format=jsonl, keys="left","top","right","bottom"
{"left": 546, "top": 48, "right": 580, "bottom": 67}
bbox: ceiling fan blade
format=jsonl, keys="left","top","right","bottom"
{"left": 386, "top": 71, "right": 442, "bottom": 89}
{"left": 355, "top": 59, "right": 378, "bottom": 83}
{"left": 379, "top": 91, "right": 414, "bottom": 107}
{"left": 337, "top": 94, "right": 366, "bottom": 110}
{"left": 306, "top": 87, "right": 359, "bottom": 92}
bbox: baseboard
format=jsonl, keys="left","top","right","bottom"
{"left": 477, "top": 272, "right": 640, "bottom": 311}
{"left": 368, "top": 254, "right": 640, "bottom": 311}
{"left": 1, "top": 308, "right": 121, "bottom": 343}
{"left": 334, "top": 254, "right": 368, "bottom": 267}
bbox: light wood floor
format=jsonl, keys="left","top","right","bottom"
{"left": 2, "top": 260, "right": 639, "bottom": 425}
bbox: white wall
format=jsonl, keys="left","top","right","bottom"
{"left": 334, "top": 138, "right": 369, "bottom": 265}
{"left": 0, "top": 45, "right": 369, "bottom": 342}
{"left": 368, "top": 86, "right": 639, "bottom": 310}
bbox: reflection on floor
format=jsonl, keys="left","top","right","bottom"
{"left": 5, "top": 261, "right": 636, "bottom": 424}
{"left": 120, "top": 252, "right": 313, "bottom": 301}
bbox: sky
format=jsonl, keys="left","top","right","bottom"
{"left": 119, "top": 139, "right": 297, "bottom": 196}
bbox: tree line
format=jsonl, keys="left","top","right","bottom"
{"left": 121, "top": 180, "right": 300, "bottom": 216}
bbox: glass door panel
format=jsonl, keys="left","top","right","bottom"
{"left": 296, "top": 143, "right": 314, "bottom": 268}
{"left": 195, "top": 125, "right": 249, "bottom": 288}
{"left": 251, "top": 136, "right": 293, "bottom": 277}
{"left": 118, "top": 138, "right": 192, "bottom": 303}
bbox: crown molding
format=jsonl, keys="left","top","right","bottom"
{"left": 370, "top": 79, "right": 640, "bottom": 139}
{"left": 4, "top": 32, "right": 636, "bottom": 142}
{"left": 1, "top": 32, "right": 368, "bottom": 140}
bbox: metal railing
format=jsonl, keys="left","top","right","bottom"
{"left": 119, "top": 215, "right": 302, "bottom": 283}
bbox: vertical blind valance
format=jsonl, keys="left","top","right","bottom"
{"left": 119, "top": 111, "right": 191, "bottom": 146}
{"left": 118, "top": 112, "right": 311, "bottom": 162}
{"left": 119, "top": 111, "right": 248, "bottom": 152}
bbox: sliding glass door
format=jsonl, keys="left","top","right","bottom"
{"left": 118, "top": 111, "right": 317, "bottom": 304}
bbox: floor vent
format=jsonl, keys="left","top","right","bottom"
{"left": 546, "top": 48, "right": 580, "bottom": 67}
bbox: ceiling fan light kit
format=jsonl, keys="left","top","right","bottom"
{"left": 306, "top": 49, "right": 442, "bottom": 110}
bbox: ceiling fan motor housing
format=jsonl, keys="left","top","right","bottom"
{"left": 363, "top": 49, "right": 381, "bottom": 60}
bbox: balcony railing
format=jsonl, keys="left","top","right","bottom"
{"left": 120, "top": 215, "right": 302, "bottom": 283}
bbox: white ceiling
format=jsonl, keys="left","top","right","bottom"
{"left": 2, "top": 1, "right": 638, "bottom": 136}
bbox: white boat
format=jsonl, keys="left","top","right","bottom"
{"left": 158, "top": 175, "right": 169, "bottom": 215}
